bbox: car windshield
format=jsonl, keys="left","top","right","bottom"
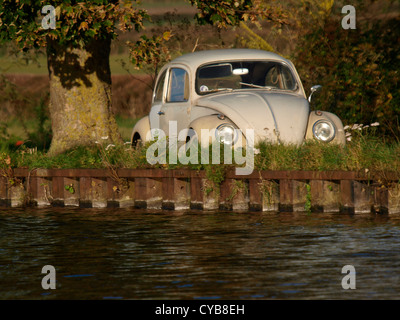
{"left": 196, "top": 61, "right": 298, "bottom": 95}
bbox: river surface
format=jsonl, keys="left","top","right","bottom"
{"left": 0, "top": 207, "right": 400, "bottom": 300}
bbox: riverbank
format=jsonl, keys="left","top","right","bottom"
{"left": 1, "top": 127, "right": 400, "bottom": 213}
{"left": 1, "top": 168, "right": 399, "bottom": 214}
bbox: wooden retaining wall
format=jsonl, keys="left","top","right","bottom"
{"left": 0, "top": 169, "right": 399, "bottom": 214}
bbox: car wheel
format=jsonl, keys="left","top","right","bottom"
{"left": 185, "top": 128, "right": 198, "bottom": 151}
{"left": 132, "top": 132, "right": 142, "bottom": 148}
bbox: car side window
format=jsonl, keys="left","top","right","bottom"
{"left": 154, "top": 70, "right": 167, "bottom": 103}
{"left": 167, "top": 68, "right": 189, "bottom": 102}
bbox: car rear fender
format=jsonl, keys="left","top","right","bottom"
{"left": 131, "top": 116, "right": 150, "bottom": 146}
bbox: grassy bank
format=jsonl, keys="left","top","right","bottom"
{"left": 1, "top": 127, "right": 399, "bottom": 180}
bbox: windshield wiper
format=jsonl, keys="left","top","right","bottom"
{"left": 239, "top": 82, "right": 274, "bottom": 90}
{"left": 207, "top": 88, "right": 233, "bottom": 93}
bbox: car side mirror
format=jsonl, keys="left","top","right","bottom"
{"left": 308, "top": 85, "right": 322, "bottom": 103}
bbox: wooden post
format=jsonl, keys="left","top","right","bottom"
{"left": 220, "top": 179, "right": 249, "bottom": 211}
{"left": 311, "top": 180, "right": 340, "bottom": 213}
{"left": 203, "top": 179, "right": 219, "bottom": 210}
{"left": 174, "top": 178, "right": 191, "bottom": 210}
{"left": 30, "top": 176, "right": 52, "bottom": 207}
{"left": 9, "top": 181, "right": 26, "bottom": 207}
{"left": 79, "top": 177, "right": 92, "bottom": 208}
{"left": 219, "top": 178, "right": 233, "bottom": 211}
{"left": 292, "top": 180, "right": 308, "bottom": 212}
{"left": 134, "top": 177, "right": 147, "bottom": 208}
{"left": 231, "top": 179, "right": 249, "bottom": 212}
{"left": 248, "top": 179, "right": 262, "bottom": 211}
{"left": 340, "top": 180, "right": 354, "bottom": 213}
{"left": 144, "top": 177, "right": 162, "bottom": 209}
{"left": 388, "top": 183, "right": 400, "bottom": 214}
{"left": 372, "top": 185, "right": 388, "bottom": 214}
{"left": 51, "top": 176, "right": 65, "bottom": 207}
{"left": 107, "top": 177, "right": 135, "bottom": 208}
{"left": 92, "top": 178, "right": 108, "bottom": 208}
{"left": 64, "top": 177, "right": 79, "bottom": 207}
{"left": 322, "top": 181, "right": 340, "bottom": 212}
{"left": 279, "top": 179, "right": 293, "bottom": 212}
{"left": 190, "top": 177, "right": 203, "bottom": 210}
{"left": 310, "top": 180, "right": 324, "bottom": 212}
{"left": 0, "top": 169, "right": 398, "bottom": 213}
{"left": 261, "top": 180, "right": 279, "bottom": 212}
{"left": 353, "top": 181, "right": 373, "bottom": 214}
{"left": 0, "top": 176, "right": 9, "bottom": 207}
{"left": 162, "top": 176, "right": 175, "bottom": 210}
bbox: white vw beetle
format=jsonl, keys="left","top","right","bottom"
{"left": 131, "top": 49, "right": 345, "bottom": 148}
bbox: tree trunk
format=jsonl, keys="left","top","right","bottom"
{"left": 46, "top": 37, "right": 122, "bottom": 155}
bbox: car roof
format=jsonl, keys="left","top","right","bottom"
{"left": 170, "top": 49, "right": 288, "bottom": 68}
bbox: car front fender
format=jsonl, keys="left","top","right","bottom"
{"left": 188, "top": 114, "right": 246, "bottom": 147}
{"left": 305, "top": 111, "right": 346, "bottom": 145}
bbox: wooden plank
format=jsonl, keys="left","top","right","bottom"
{"left": 106, "top": 177, "right": 117, "bottom": 205}
{"left": 91, "top": 178, "right": 108, "bottom": 208}
{"left": 145, "top": 177, "right": 162, "bottom": 209}
{"left": 231, "top": 179, "right": 249, "bottom": 212}
{"left": 51, "top": 176, "right": 65, "bottom": 207}
{"left": 203, "top": 179, "right": 219, "bottom": 210}
{"left": 219, "top": 179, "right": 233, "bottom": 211}
{"left": 353, "top": 181, "right": 373, "bottom": 214}
{"left": 190, "top": 177, "right": 203, "bottom": 210}
{"left": 10, "top": 181, "right": 26, "bottom": 207}
{"left": 0, "top": 176, "right": 9, "bottom": 207}
{"left": 322, "top": 181, "right": 340, "bottom": 212}
{"left": 340, "top": 180, "right": 354, "bottom": 213}
{"left": 3, "top": 168, "right": 400, "bottom": 213}
{"left": 79, "top": 177, "right": 92, "bottom": 208}
{"left": 373, "top": 185, "right": 388, "bottom": 214}
{"left": 279, "top": 179, "right": 293, "bottom": 212}
{"left": 162, "top": 176, "right": 175, "bottom": 210}
{"left": 261, "top": 180, "right": 279, "bottom": 212}
{"left": 310, "top": 180, "right": 324, "bottom": 212}
{"left": 64, "top": 177, "right": 79, "bottom": 207}
{"left": 31, "top": 177, "right": 52, "bottom": 207}
{"left": 174, "top": 178, "right": 191, "bottom": 210}
{"left": 106, "top": 177, "right": 135, "bottom": 208}
{"left": 292, "top": 180, "right": 308, "bottom": 212}
{"left": 388, "top": 183, "right": 400, "bottom": 214}
{"left": 11, "top": 168, "right": 400, "bottom": 181}
{"left": 248, "top": 179, "right": 262, "bottom": 211}
{"left": 134, "top": 177, "right": 147, "bottom": 208}
{"left": 27, "top": 176, "right": 38, "bottom": 206}
{"left": 119, "top": 179, "right": 135, "bottom": 208}
{"left": 258, "top": 170, "right": 357, "bottom": 181}
{"left": 118, "top": 169, "right": 167, "bottom": 178}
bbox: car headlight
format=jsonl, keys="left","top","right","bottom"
{"left": 215, "top": 124, "right": 238, "bottom": 145}
{"left": 312, "top": 120, "right": 335, "bottom": 142}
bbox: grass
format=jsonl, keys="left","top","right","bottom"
{"left": 115, "top": 115, "right": 139, "bottom": 141}
{"left": 255, "top": 138, "right": 400, "bottom": 173}
{"left": 0, "top": 53, "right": 143, "bottom": 75}
{"left": 2, "top": 133, "right": 399, "bottom": 176}
{"left": 3, "top": 115, "right": 138, "bottom": 146}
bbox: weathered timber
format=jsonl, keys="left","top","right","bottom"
{"left": 0, "top": 169, "right": 399, "bottom": 214}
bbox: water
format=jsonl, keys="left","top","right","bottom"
{"left": 1, "top": 207, "right": 400, "bottom": 300}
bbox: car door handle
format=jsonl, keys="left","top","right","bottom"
{"left": 157, "top": 111, "right": 165, "bottom": 115}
